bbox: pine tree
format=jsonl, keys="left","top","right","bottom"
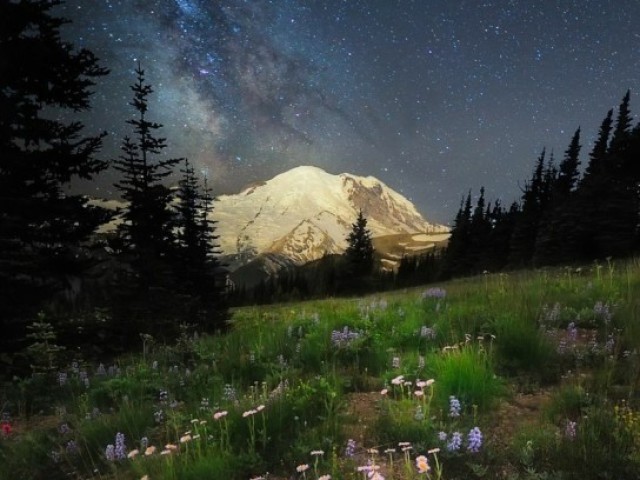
{"left": 174, "top": 161, "right": 228, "bottom": 332}
{"left": 444, "top": 191, "right": 473, "bottom": 276}
{"left": 111, "top": 63, "right": 182, "bottom": 343}
{"left": 534, "top": 129, "right": 582, "bottom": 264}
{"left": 344, "top": 209, "right": 375, "bottom": 277}
{"left": 510, "top": 149, "right": 555, "bottom": 266}
{"left": 0, "top": 0, "right": 109, "bottom": 356}
{"left": 609, "top": 90, "right": 632, "bottom": 155}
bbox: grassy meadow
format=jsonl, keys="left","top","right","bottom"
{"left": 3, "top": 258, "right": 640, "bottom": 479}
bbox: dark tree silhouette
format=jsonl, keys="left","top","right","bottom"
{"left": 0, "top": 0, "right": 109, "bottom": 356}
{"left": 345, "top": 210, "right": 375, "bottom": 277}
{"left": 111, "top": 63, "right": 182, "bottom": 344}
{"left": 174, "top": 160, "right": 228, "bottom": 332}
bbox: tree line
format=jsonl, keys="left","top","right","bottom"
{"left": 444, "top": 91, "right": 640, "bottom": 276}
{"left": 0, "top": 0, "right": 227, "bottom": 373}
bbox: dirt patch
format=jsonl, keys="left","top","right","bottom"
{"left": 342, "top": 391, "right": 383, "bottom": 445}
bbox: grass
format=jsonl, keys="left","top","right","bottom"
{"left": 3, "top": 259, "right": 640, "bottom": 478}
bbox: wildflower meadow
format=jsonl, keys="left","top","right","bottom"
{"left": 3, "top": 258, "right": 640, "bottom": 479}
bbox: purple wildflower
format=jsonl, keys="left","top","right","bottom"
{"left": 114, "top": 432, "right": 127, "bottom": 460}
{"left": 345, "top": 438, "right": 356, "bottom": 457}
{"left": 438, "top": 431, "right": 448, "bottom": 442}
{"left": 449, "top": 396, "right": 461, "bottom": 417}
{"left": 105, "top": 444, "right": 115, "bottom": 461}
{"left": 447, "top": 432, "right": 462, "bottom": 452}
{"left": 467, "top": 427, "right": 483, "bottom": 453}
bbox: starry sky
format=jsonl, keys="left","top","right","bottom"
{"left": 57, "top": 0, "right": 640, "bottom": 225}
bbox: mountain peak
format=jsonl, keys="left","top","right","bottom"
{"left": 214, "top": 165, "right": 448, "bottom": 270}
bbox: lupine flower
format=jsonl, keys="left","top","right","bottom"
{"left": 422, "top": 287, "right": 446, "bottom": 299}
{"left": 449, "top": 396, "right": 461, "bottom": 417}
{"left": 415, "top": 455, "right": 430, "bottom": 473}
{"left": 467, "top": 427, "right": 483, "bottom": 453}
{"left": 140, "top": 437, "right": 148, "bottom": 450}
{"left": 96, "top": 363, "right": 107, "bottom": 376}
{"left": 105, "top": 444, "right": 115, "bottom": 461}
{"left": 58, "top": 372, "right": 68, "bottom": 386}
{"left": 565, "top": 420, "right": 577, "bottom": 440}
{"left": 66, "top": 440, "right": 79, "bottom": 455}
{"left": 392, "top": 356, "right": 401, "bottom": 368}
{"left": 345, "top": 438, "right": 357, "bottom": 457}
{"left": 58, "top": 423, "right": 70, "bottom": 435}
{"left": 438, "top": 431, "right": 447, "bottom": 441}
{"left": 331, "top": 327, "right": 361, "bottom": 347}
{"left": 115, "top": 432, "right": 127, "bottom": 459}
{"left": 447, "top": 432, "right": 462, "bottom": 452}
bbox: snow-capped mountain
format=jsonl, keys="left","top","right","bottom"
{"left": 214, "top": 165, "right": 448, "bottom": 269}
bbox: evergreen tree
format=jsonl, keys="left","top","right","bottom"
{"left": 467, "top": 187, "right": 492, "bottom": 272}
{"left": 584, "top": 110, "right": 613, "bottom": 180}
{"left": 0, "top": 0, "right": 109, "bottom": 356}
{"left": 111, "top": 63, "right": 181, "bottom": 343}
{"left": 534, "top": 129, "right": 582, "bottom": 264}
{"left": 174, "top": 162, "right": 228, "bottom": 332}
{"left": 609, "top": 90, "right": 632, "bottom": 155}
{"left": 344, "top": 209, "right": 375, "bottom": 277}
{"left": 444, "top": 191, "right": 473, "bottom": 276}
{"left": 510, "top": 149, "right": 554, "bottom": 266}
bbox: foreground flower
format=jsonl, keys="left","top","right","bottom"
{"left": 467, "top": 427, "right": 483, "bottom": 453}
{"left": 144, "top": 446, "right": 156, "bottom": 456}
{"left": 311, "top": 449, "right": 324, "bottom": 456}
{"left": 415, "top": 455, "right": 430, "bottom": 473}
{"left": 296, "top": 463, "right": 310, "bottom": 473}
{"left": 127, "top": 449, "right": 139, "bottom": 459}
{"left": 213, "top": 410, "right": 228, "bottom": 420}
{"left": 447, "top": 432, "right": 462, "bottom": 452}
{"left": 318, "top": 475, "right": 332, "bottom": 480}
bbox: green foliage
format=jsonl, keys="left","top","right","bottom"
{"left": 490, "top": 313, "right": 558, "bottom": 382}
{"left": 429, "top": 343, "right": 504, "bottom": 413}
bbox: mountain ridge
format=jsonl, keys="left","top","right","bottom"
{"left": 215, "top": 165, "right": 449, "bottom": 273}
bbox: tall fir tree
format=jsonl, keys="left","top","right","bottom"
{"left": 174, "top": 160, "right": 228, "bottom": 332}
{"left": 0, "top": 0, "right": 109, "bottom": 357}
{"left": 534, "top": 129, "right": 582, "bottom": 264}
{"left": 111, "top": 63, "right": 181, "bottom": 344}
{"left": 509, "top": 149, "right": 553, "bottom": 266}
{"left": 443, "top": 191, "right": 473, "bottom": 276}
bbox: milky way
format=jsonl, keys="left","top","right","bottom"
{"left": 59, "top": 0, "right": 640, "bottom": 224}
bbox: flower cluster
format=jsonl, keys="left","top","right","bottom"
{"left": 422, "top": 287, "right": 446, "bottom": 299}
{"left": 438, "top": 427, "right": 484, "bottom": 453}
{"left": 593, "top": 301, "right": 613, "bottom": 325}
{"left": 105, "top": 432, "right": 127, "bottom": 461}
{"left": 419, "top": 325, "right": 437, "bottom": 339}
{"left": 331, "top": 326, "right": 361, "bottom": 347}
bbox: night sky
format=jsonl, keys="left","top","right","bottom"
{"left": 58, "top": 0, "right": 640, "bottom": 225}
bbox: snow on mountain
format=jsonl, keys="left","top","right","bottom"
{"left": 214, "top": 165, "right": 448, "bottom": 267}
